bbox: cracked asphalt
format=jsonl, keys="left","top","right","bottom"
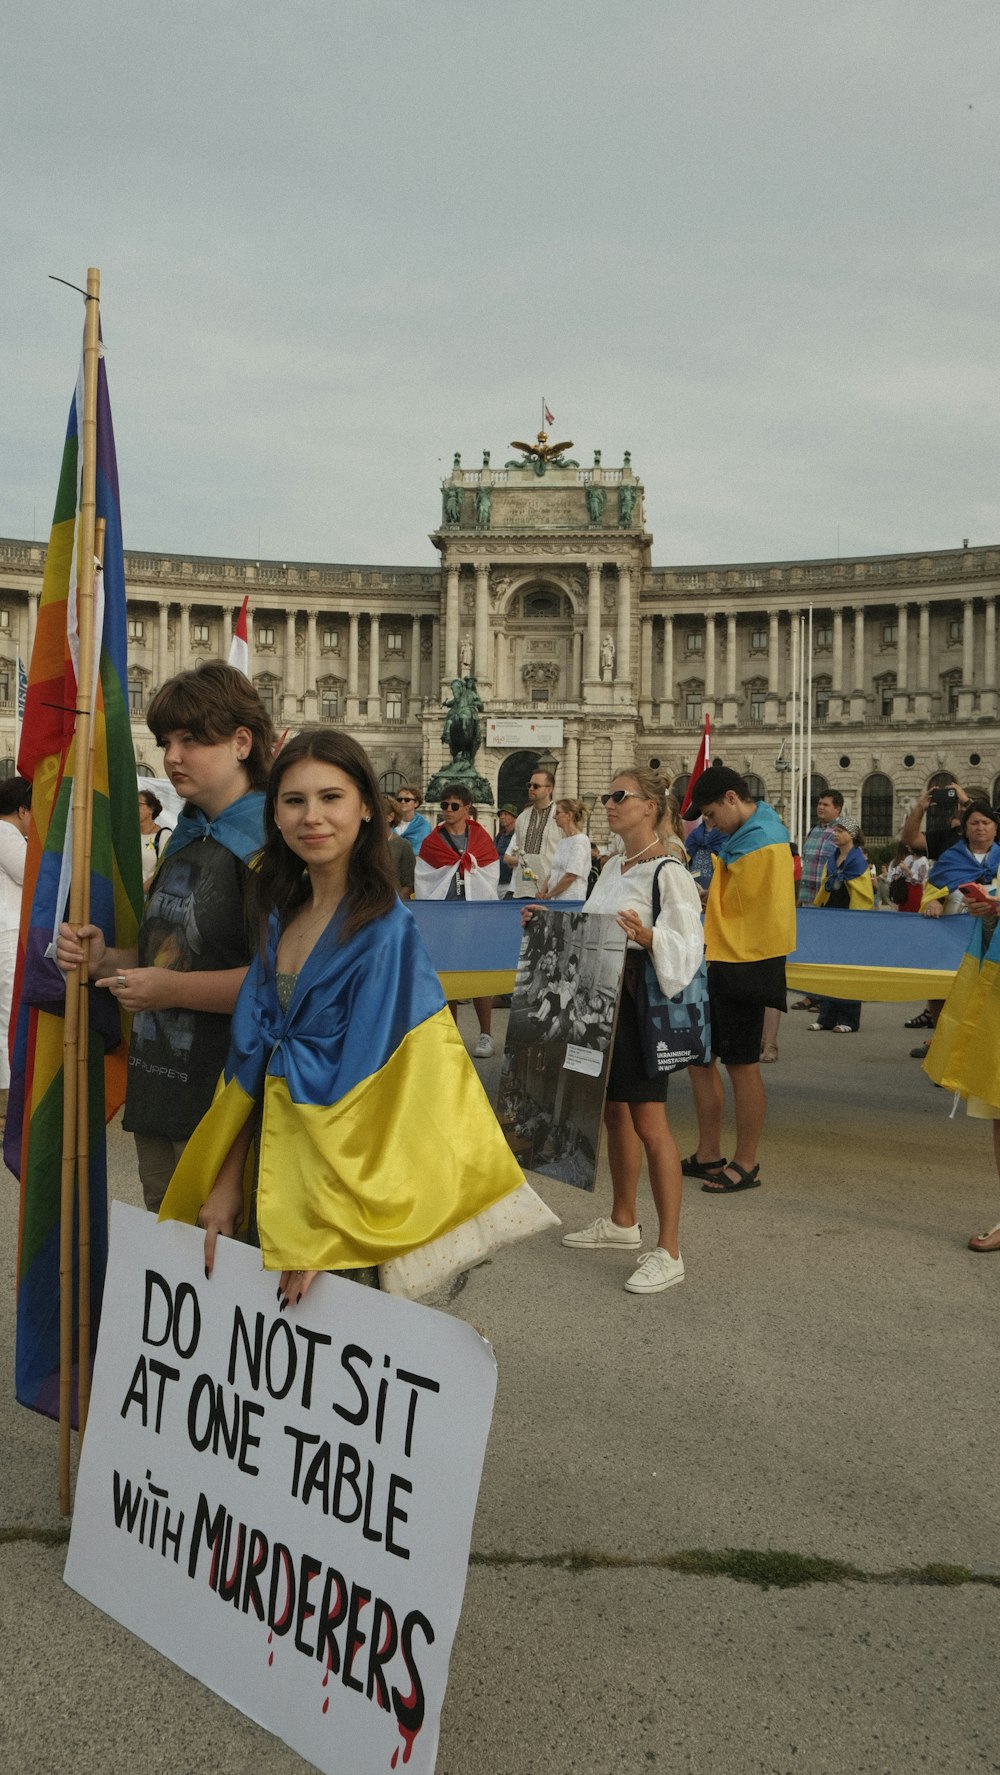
{"left": 4, "top": 1000, "right": 1000, "bottom": 1774}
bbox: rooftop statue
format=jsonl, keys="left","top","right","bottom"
{"left": 507, "top": 428, "right": 579, "bottom": 476}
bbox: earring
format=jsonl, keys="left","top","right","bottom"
{"left": 363, "top": 814, "right": 371, "bottom": 823}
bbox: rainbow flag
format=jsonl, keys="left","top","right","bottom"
{"left": 7, "top": 329, "right": 143, "bottom": 1417}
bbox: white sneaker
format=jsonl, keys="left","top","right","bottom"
{"left": 562, "top": 1216, "right": 641, "bottom": 1249}
{"left": 473, "top": 1033, "right": 495, "bottom": 1058}
{"left": 624, "top": 1247, "right": 685, "bottom": 1294}
{"left": 832, "top": 1024, "right": 855, "bottom": 1034}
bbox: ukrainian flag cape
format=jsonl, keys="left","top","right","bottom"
{"left": 705, "top": 802, "right": 796, "bottom": 964}
{"left": 160, "top": 898, "right": 525, "bottom": 1270}
{"left": 813, "top": 846, "right": 875, "bottom": 912}
{"left": 923, "top": 913, "right": 1000, "bottom": 1111}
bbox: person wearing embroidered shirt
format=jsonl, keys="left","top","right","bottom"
{"left": 392, "top": 784, "right": 431, "bottom": 858}
{"left": 683, "top": 766, "right": 796, "bottom": 1195}
{"left": 808, "top": 811, "right": 874, "bottom": 1034}
{"left": 507, "top": 766, "right": 560, "bottom": 897}
{"left": 415, "top": 782, "right": 500, "bottom": 1058}
{"left": 55, "top": 662, "right": 274, "bottom": 1212}
{"left": 537, "top": 767, "right": 704, "bottom": 1296}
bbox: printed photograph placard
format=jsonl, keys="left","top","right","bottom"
{"left": 497, "top": 909, "right": 626, "bottom": 1191}
{"left": 65, "top": 1203, "right": 497, "bottom": 1775}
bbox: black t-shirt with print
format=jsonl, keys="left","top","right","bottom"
{"left": 122, "top": 837, "right": 253, "bottom": 1140}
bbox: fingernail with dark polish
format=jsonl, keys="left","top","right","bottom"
{"left": 204, "top": 1266, "right": 210, "bottom": 1280}
{"left": 279, "top": 1297, "right": 287, "bottom": 1312}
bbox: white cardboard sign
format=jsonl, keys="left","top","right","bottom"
{"left": 65, "top": 1202, "right": 497, "bottom": 1775}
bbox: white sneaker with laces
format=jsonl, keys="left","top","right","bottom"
{"left": 624, "top": 1247, "right": 685, "bottom": 1294}
{"left": 473, "top": 1033, "right": 495, "bottom": 1058}
{"left": 561, "top": 1216, "right": 641, "bottom": 1249}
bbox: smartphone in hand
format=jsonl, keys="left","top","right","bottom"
{"left": 959, "top": 882, "right": 993, "bottom": 903}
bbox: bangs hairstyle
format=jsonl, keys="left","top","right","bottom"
{"left": 146, "top": 662, "right": 276, "bottom": 791}
{"left": 252, "top": 728, "right": 396, "bottom": 950}
{"left": 961, "top": 799, "right": 998, "bottom": 836}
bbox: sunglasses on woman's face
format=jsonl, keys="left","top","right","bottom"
{"left": 440, "top": 800, "right": 463, "bottom": 812}
{"left": 600, "top": 789, "right": 643, "bottom": 806}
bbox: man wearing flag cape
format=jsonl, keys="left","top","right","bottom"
{"left": 681, "top": 765, "right": 796, "bottom": 1195}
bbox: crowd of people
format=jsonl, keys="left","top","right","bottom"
{"left": 16, "top": 655, "right": 993, "bottom": 1310}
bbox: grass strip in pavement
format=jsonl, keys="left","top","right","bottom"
{"left": 470, "top": 1547, "right": 1000, "bottom": 1591}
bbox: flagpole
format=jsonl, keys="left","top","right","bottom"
{"left": 58, "top": 267, "right": 101, "bottom": 1510}
{"left": 75, "top": 513, "right": 104, "bottom": 1444}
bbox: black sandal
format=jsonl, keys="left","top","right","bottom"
{"left": 702, "top": 1162, "right": 761, "bottom": 1193}
{"left": 904, "top": 1009, "right": 934, "bottom": 1029}
{"left": 681, "top": 1152, "right": 727, "bottom": 1182}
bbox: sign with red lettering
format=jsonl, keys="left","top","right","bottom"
{"left": 65, "top": 1203, "right": 497, "bottom": 1774}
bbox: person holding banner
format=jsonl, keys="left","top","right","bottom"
{"left": 55, "top": 663, "right": 274, "bottom": 1212}
{"left": 160, "top": 728, "right": 552, "bottom": 1304}
{"left": 529, "top": 768, "right": 704, "bottom": 1295}
{"left": 415, "top": 781, "right": 500, "bottom": 1058}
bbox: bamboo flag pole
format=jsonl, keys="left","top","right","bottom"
{"left": 58, "top": 267, "right": 101, "bottom": 1513}
{"left": 75, "top": 514, "right": 104, "bottom": 1444}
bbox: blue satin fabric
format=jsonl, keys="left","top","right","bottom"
{"left": 226, "top": 898, "right": 447, "bottom": 1107}
{"left": 164, "top": 790, "right": 266, "bottom": 864}
{"left": 928, "top": 838, "right": 1000, "bottom": 892}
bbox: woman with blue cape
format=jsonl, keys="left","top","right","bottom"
{"left": 159, "top": 728, "right": 553, "bottom": 1304}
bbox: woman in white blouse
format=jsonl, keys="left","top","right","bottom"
{"left": 527, "top": 768, "right": 705, "bottom": 1295}
{"left": 536, "top": 798, "right": 591, "bottom": 901}
{"left": 0, "top": 775, "right": 31, "bottom": 1124}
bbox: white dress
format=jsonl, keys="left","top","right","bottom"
{"left": 545, "top": 832, "right": 591, "bottom": 900}
{"left": 585, "top": 855, "right": 705, "bottom": 996}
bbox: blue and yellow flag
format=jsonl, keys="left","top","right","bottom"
{"left": 161, "top": 898, "right": 525, "bottom": 1271}
{"left": 704, "top": 802, "right": 796, "bottom": 964}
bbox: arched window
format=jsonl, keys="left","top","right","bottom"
{"left": 522, "top": 589, "right": 567, "bottom": 619}
{"left": 927, "top": 769, "right": 956, "bottom": 788}
{"left": 861, "top": 773, "right": 894, "bottom": 839}
{"left": 744, "top": 773, "right": 766, "bottom": 801}
{"left": 671, "top": 773, "right": 690, "bottom": 807}
{"left": 498, "top": 749, "right": 543, "bottom": 811}
{"left": 379, "top": 769, "right": 405, "bottom": 793}
{"left": 809, "top": 774, "right": 829, "bottom": 826}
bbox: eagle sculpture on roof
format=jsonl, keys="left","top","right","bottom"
{"left": 507, "top": 429, "right": 578, "bottom": 475}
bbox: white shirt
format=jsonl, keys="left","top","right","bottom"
{"left": 585, "top": 854, "right": 705, "bottom": 996}
{"left": 0, "top": 819, "right": 26, "bottom": 933}
{"left": 544, "top": 832, "right": 591, "bottom": 900}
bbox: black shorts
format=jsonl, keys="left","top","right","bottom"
{"left": 697, "top": 959, "right": 787, "bottom": 1069}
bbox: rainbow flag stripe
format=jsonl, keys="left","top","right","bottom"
{"left": 7, "top": 331, "right": 143, "bottom": 1416}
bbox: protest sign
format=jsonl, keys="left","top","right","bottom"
{"left": 498, "top": 909, "right": 626, "bottom": 1191}
{"left": 65, "top": 1202, "right": 497, "bottom": 1775}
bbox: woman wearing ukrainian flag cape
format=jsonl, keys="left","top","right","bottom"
{"left": 159, "top": 728, "right": 554, "bottom": 1303}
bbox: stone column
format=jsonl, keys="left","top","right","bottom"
{"left": 915, "top": 601, "right": 931, "bottom": 720}
{"left": 765, "top": 610, "right": 781, "bottom": 723}
{"left": 27, "top": 592, "right": 39, "bottom": 663}
{"left": 614, "top": 565, "right": 631, "bottom": 692}
{"left": 639, "top": 617, "right": 653, "bottom": 721}
{"left": 585, "top": 562, "right": 602, "bottom": 685}
{"left": 443, "top": 567, "right": 459, "bottom": 692}
{"left": 158, "top": 603, "right": 170, "bottom": 687}
{"left": 704, "top": 614, "right": 716, "bottom": 712}
{"left": 368, "top": 613, "right": 380, "bottom": 714}
{"left": 347, "top": 611, "right": 360, "bottom": 720}
{"left": 179, "top": 602, "right": 190, "bottom": 665}
{"left": 409, "top": 614, "right": 421, "bottom": 708}
{"left": 849, "top": 606, "right": 866, "bottom": 720}
{"left": 474, "top": 562, "right": 490, "bottom": 689}
{"left": 892, "top": 603, "right": 910, "bottom": 721}
{"left": 430, "top": 616, "right": 441, "bottom": 702}
{"left": 958, "top": 599, "right": 976, "bottom": 718}
{"left": 282, "top": 609, "right": 298, "bottom": 720}
{"left": 572, "top": 628, "right": 584, "bottom": 701}
{"left": 983, "top": 598, "right": 997, "bottom": 717}
{"left": 660, "top": 615, "right": 674, "bottom": 723}
{"left": 304, "top": 610, "right": 318, "bottom": 721}
{"left": 721, "top": 611, "right": 738, "bottom": 724}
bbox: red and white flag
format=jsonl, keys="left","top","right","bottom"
{"left": 543, "top": 403, "right": 555, "bottom": 428}
{"left": 228, "top": 595, "right": 250, "bottom": 677}
{"left": 679, "top": 713, "right": 711, "bottom": 816}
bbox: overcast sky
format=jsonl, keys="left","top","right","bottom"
{"left": 2, "top": 1, "right": 997, "bottom": 570}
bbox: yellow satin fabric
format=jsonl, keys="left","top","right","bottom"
{"left": 704, "top": 843, "right": 796, "bottom": 964}
{"left": 923, "top": 949, "right": 1000, "bottom": 1104}
{"left": 161, "top": 1005, "right": 525, "bottom": 1273}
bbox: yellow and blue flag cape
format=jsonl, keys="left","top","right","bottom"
{"left": 813, "top": 846, "right": 875, "bottom": 912}
{"left": 160, "top": 899, "right": 525, "bottom": 1271}
{"left": 923, "top": 913, "right": 1000, "bottom": 1111}
{"left": 704, "top": 803, "right": 796, "bottom": 964}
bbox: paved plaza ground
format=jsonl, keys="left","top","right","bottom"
{"left": 3, "top": 1000, "right": 1000, "bottom": 1774}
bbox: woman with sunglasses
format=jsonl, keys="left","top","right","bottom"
{"left": 415, "top": 782, "right": 500, "bottom": 1058}
{"left": 540, "top": 768, "right": 704, "bottom": 1294}
{"left": 392, "top": 784, "right": 431, "bottom": 857}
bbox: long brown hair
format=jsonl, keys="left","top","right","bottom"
{"left": 252, "top": 728, "right": 396, "bottom": 950}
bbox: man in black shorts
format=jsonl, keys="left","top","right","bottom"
{"left": 681, "top": 766, "right": 796, "bottom": 1194}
